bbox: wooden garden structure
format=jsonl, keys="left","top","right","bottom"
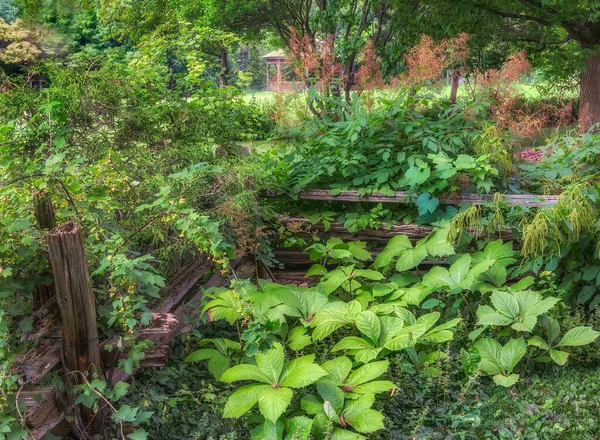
{"left": 18, "top": 188, "right": 560, "bottom": 438}
{"left": 263, "top": 49, "right": 305, "bottom": 92}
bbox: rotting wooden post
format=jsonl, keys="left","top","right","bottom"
{"left": 47, "top": 221, "right": 102, "bottom": 435}
{"left": 33, "top": 192, "right": 57, "bottom": 310}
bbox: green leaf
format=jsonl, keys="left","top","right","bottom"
{"left": 112, "top": 404, "right": 139, "bottom": 423}
{"left": 549, "top": 349, "right": 569, "bottom": 365}
{"left": 220, "top": 364, "right": 271, "bottom": 384}
{"left": 332, "top": 336, "right": 373, "bottom": 351}
{"left": 356, "top": 311, "right": 381, "bottom": 342}
{"left": 223, "top": 384, "right": 270, "bottom": 418}
{"left": 355, "top": 270, "right": 384, "bottom": 281}
{"left": 500, "top": 337, "right": 527, "bottom": 374}
{"left": 256, "top": 343, "right": 285, "bottom": 384}
{"left": 449, "top": 254, "right": 472, "bottom": 284}
{"left": 287, "top": 326, "right": 312, "bottom": 351}
{"left": 301, "top": 395, "right": 324, "bottom": 415}
{"left": 345, "top": 409, "right": 385, "bottom": 433}
{"left": 183, "top": 348, "right": 220, "bottom": 363}
{"left": 556, "top": 326, "right": 600, "bottom": 347}
{"left": 372, "top": 235, "right": 412, "bottom": 269}
{"left": 285, "top": 416, "right": 313, "bottom": 440}
{"left": 473, "top": 338, "right": 504, "bottom": 375}
{"left": 527, "top": 335, "right": 550, "bottom": 351}
{"left": 317, "top": 380, "right": 345, "bottom": 414}
{"left": 422, "top": 266, "right": 453, "bottom": 289}
{"left": 321, "top": 356, "right": 352, "bottom": 383}
{"left": 492, "top": 373, "right": 519, "bottom": 387}
{"left": 490, "top": 291, "right": 519, "bottom": 319}
{"left": 425, "top": 227, "right": 455, "bottom": 257}
{"left": 207, "top": 354, "right": 231, "bottom": 380}
{"left": 263, "top": 418, "right": 285, "bottom": 440}
{"left": 346, "top": 360, "right": 389, "bottom": 386}
{"left": 280, "top": 355, "right": 327, "bottom": 388}
{"left": 395, "top": 246, "right": 428, "bottom": 272}
{"left": 476, "top": 305, "right": 513, "bottom": 327}
{"left": 128, "top": 429, "right": 149, "bottom": 440}
{"left": 258, "top": 387, "right": 293, "bottom": 423}
{"left": 350, "top": 380, "right": 396, "bottom": 395}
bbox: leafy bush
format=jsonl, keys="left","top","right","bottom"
{"left": 183, "top": 231, "right": 598, "bottom": 439}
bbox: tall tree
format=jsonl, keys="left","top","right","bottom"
{"left": 421, "top": 0, "right": 600, "bottom": 125}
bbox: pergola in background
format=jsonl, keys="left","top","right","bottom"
{"left": 262, "top": 49, "right": 305, "bottom": 92}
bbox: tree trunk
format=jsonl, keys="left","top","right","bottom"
{"left": 219, "top": 47, "right": 229, "bottom": 87}
{"left": 47, "top": 221, "right": 102, "bottom": 435}
{"left": 33, "top": 192, "right": 56, "bottom": 310}
{"left": 449, "top": 71, "right": 460, "bottom": 105}
{"left": 580, "top": 51, "right": 600, "bottom": 131}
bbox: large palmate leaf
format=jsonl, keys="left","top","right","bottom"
{"left": 476, "top": 290, "right": 560, "bottom": 332}
{"left": 474, "top": 337, "right": 527, "bottom": 387}
{"left": 220, "top": 344, "right": 326, "bottom": 422}
{"left": 422, "top": 254, "right": 494, "bottom": 292}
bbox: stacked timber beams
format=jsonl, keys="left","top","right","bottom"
{"left": 264, "top": 189, "right": 559, "bottom": 208}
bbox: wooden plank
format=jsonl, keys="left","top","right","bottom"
{"left": 276, "top": 216, "right": 515, "bottom": 242}
{"left": 14, "top": 313, "right": 177, "bottom": 385}
{"left": 155, "top": 258, "right": 213, "bottom": 313}
{"left": 19, "top": 386, "right": 65, "bottom": 440}
{"left": 264, "top": 190, "right": 559, "bottom": 208}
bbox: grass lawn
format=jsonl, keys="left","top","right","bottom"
{"left": 243, "top": 82, "right": 578, "bottom": 104}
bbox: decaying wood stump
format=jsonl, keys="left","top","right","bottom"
{"left": 33, "top": 192, "right": 57, "bottom": 310}
{"left": 47, "top": 221, "right": 102, "bottom": 435}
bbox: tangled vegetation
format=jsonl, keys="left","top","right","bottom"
{"left": 2, "top": 1, "right": 600, "bottom": 439}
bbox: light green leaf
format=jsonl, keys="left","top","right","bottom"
{"left": 280, "top": 355, "right": 327, "bottom": 388}
{"left": 356, "top": 311, "right": 381, "bottom": 342}
{"left": 223, "top": 384, "right": 271, "bottom": 418}
{"left": 490, "top": 291, "right": 519, "bottom": 319}
{"left": 424, "top": 228, "right": 455, "bottom": 257}
{"left": 183, "top": 348, "right": 220, "bottom": 363}
{"left": 372, "top": 235, "right": 412, "bottom": 269}
{"left": 346, "top": 360, "right": 389, "bottom": 386}
{"left": 492, "top": 373, "right": 519, "bottom": 387}
{"left": 256, "top": 343, "right": 285, "bottom": 384}
{"left": 556, "top": 326, "right": 600, "bottom": 347}
{"left": 220, "top": 364, "right": 271, "bottom": 384}
{"left": 473, "top": 338, "right": 504, "bottom": 375}
{"left": 395, "top": 246, "right": 428, "bottom": 272}
{"left": 287, "top": 326, "right": 312, "bottom": 351}
{"left": 549, "top": 349, "right": 569, "bottom": 365}
{"left": 476, "top": 306, "right": 513, "bottom": 327}
{"left": 258, "top": 387, "right": 294, "bottom": 422}
{"left": 285, "top": 417, "right": 313, "bottom": 440}
{"left": 321, "top": 356, "right": 352, "bottom": 383}
{"left": 449, "top": 254, "right": 471, "bottom": 284}
{"left": 422, "top": 266, "right": 453, "bottom": 289}
{"left": 527, "top": 335, "right": 549, "bottom": 350}
{"left": 500, "top": 337, "right": 527, "bottom": 374}
{"left": 332, "top": 336, "right": 373, "bottom": 351}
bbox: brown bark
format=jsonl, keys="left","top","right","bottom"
{"left": 580, "top": 51, "right": 600, "bottom": 130}
{"left": 449, "top": 71, "right": 460, "bottom": 105}
{"left": 219, "top": 47, "right": 229, "bottom": 87}
{"left": 33, "top": 193, "right": 56, "bottom": 310}
{"left": 47, "top": 221, "right": 101, "bottom": 435}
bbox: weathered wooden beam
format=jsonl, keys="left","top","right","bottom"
{"left": 155, "top": 258, "right": 213, "bottom": 313}
{"left": 264, "top": 190, "right": 559, "bottom": 208}
{"left": 275, "top": 216, "right": 515, "bottom": 242}
{"left": 33, "top": 192, "right": 56, "bottom": 310}
{"left": 14, "top": 313, "right": 177, "bottom": 386}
